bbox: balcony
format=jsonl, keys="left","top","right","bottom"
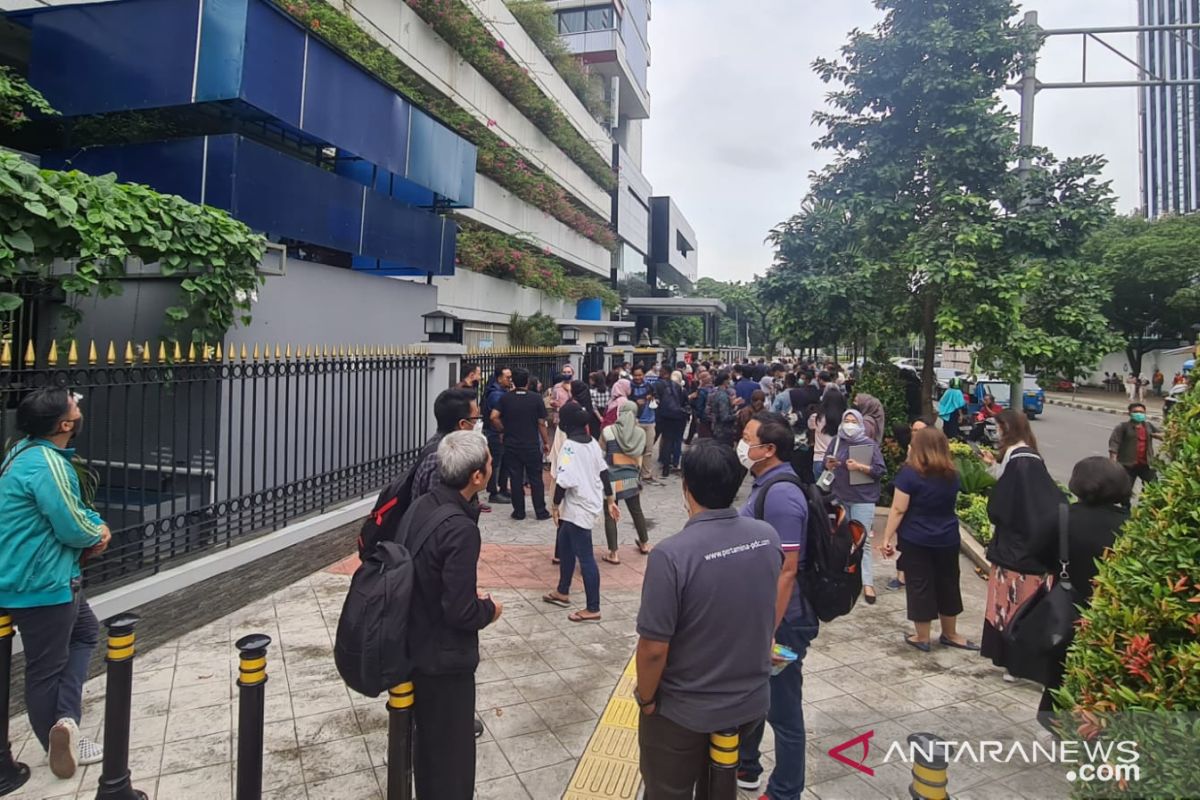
{"left": 561, "top": 28, "right": 651, "bottom": 121}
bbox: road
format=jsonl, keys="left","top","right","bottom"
{"left": 1032, "top": 403, "right": 1122, "bottom": 484}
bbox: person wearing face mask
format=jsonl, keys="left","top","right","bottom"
{"left": 634, "top": 441, "right": 781, "bottom": 798}
{"left": 0, "top": 388, "right": 111, "bottom": 779}
{"left": 1108, "top": 403, "right": 1162, "bottom": 494}
{"left": 410, "top": 389, "right": 489, "bottom": 507}
{"left": 825, "top": 409, "right": 886, "bottom": 603}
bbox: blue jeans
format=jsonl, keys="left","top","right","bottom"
{"left": 556, "top": 520, "right": 600, "bottom": 613}
{"left": 846, "top": 502, "right": 876, "bottom": 590}
{"left": 739, "top": 611, "right": 819, "bottom": 799}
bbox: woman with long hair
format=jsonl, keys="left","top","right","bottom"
{"left": 881, "top": 428, "right": 976, "bottom": 651}
{"left": 810, "top": 389, "right": 848, "bottom": 482}
{"left": 978, "top": 409, "right": 1063, "bottom": 677}
{"left": 601, "top": 401, "right": 651, "bottom": 562}
{"left": 826, "top": 409, "right": 886, "bottom": 603}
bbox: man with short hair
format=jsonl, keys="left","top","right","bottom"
{"left": 1109, "top": 403, "right": 1162, "bottom": 493}
{"left": 735, "top": 412, "right": 819, "bottom": 799}
{"left": 630, "top": 365, "right": 660, "bottom": 483}
{"left": 457, "top": 363, "right": 481, "bottom": 391}
{"left": 734, "top": 366, "right": 760, "bottom": 407}
{"left": 635, "top": 441, "right": 782, "bottom": 799}
{"left": 406, "top": 431, "right": 503, "bottom": 799}
{"left": 492, "top": 368, "right": 551, "bottom": 520}
{"left": 0, "top": 388, "right": 110, "bottom": 779}
{"left": 411, "top": 389, "right": 485, "bottom": 504}
{"left": 483, "top": 368, "right": 512, "bottom": 504}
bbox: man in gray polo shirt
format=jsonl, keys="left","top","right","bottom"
{"left": 635, "top": 440, "right": 782, "bottom": 799}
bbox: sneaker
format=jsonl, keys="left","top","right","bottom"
{"left": 1003, "top": 671, "right": 1018, "bottom": 683}
{"left": 535, "top": 510, "right": 552, "bottom": 521}
{"left": 48, "top": 718, "right": 79, "bottom": 779}
{"left": 479, "top": 503, "right": 492, "bottom": 514}
{"left": 736, "top": 771, "right": 761, "bottom": 790}
{"left": 78, "top": 736, "right": 103, "bottom": 766}
{"left": 489, "top": 492, "right": 512, "bottom": 504}
{"left": 474, "top": 718, "right": 484, "bottom": 739}
{"left": 510, "top": 511, "right": 526, "bottom": 521}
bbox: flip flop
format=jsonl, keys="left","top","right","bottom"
{"left": 636, "top": 542, "right": 652, "bottom": 555}
{"left": 602, "top": 555, "right": 621, "bottom": 565}
{"left": 905, "top": 634, "right": 931, "bottom": 653}
{"left": 568, "top": 611, "right": 602, "bottom": 623}
{"left": 939, "top": 635, "right": 981, "bottom": 651}
{"left": 542, "top": 593, "right": 570, "bottom": 608}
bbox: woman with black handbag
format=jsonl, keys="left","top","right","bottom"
{"left": 978, "top": 410, "right": 1063, "bottom": 680}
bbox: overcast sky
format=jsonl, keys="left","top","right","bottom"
{"left": 642, "top": 1, "right": 1142, "bottom": 283}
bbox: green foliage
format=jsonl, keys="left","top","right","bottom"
{"left": 658, "top": 316, "right": 704, "bottom": 347}
{"left": 401, "top": 0, "right": 615, "bottom": 189}
{"left": 507, "top": 311, "right": 560, "bottom": 348}
{"left": 851, "top": 361, "right": 908, "bottom": 432}
{"left": 505, "top": 0, "right": 607, "bottom": 122}
{"left": 276, "top": 0, "right": 615, "bottom": 250}
{"left": 1054, "top": 382, "right": 1200, "bottom": 798}
{"left": 0, "top": 66, "right": 58, "bottom": 129}
{"left": 691, "top": 277, "right": 777, "bottom": 352}
{"left": 956, "top": 492, "right": 992, "bottom": 545}
{"left": 1085, "top": 212, "right": 1200, "bottom": 376}
{"left": 955, "top": 454, "right": 997, "bottom": 497}
{"left": 0, "top": 150, "right": 266, "bottom": 342}
{"left": 456, "top": 227, "right": 618, "bottom": 308}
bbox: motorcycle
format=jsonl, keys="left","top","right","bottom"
{"left": 969, "top": 414, "right": 1000, "bottom": 446}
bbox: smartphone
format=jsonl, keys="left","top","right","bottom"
{"left": 968, "top": 441, "right": 983, "bottom": 456}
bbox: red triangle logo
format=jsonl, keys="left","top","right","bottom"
{"left": 827, "top": 730, "right": 875, "bottom": 777}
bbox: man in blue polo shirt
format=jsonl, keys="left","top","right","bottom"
{"left": 630, "top": 364, "right": 660, "bottom": 484}
{"left": 736, "top": 411, "right": 819, "bottom": 800}
{"left": 733, "top": 365, "right": 760, "bottom": 407}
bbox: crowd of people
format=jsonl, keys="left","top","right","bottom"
{"left": 0, "top": 350, "right": 1171, "bottom": 799}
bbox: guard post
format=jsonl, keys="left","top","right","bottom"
{"left": 908, "top": 732, "right": 950, "bottom": 800}
{"left": 386, "top": 681, "right": 414, "bottom": 800}
{"left": 95, "top": 613, "right": 146, "bottom": 800}
{"left": 0, "top": 612, "right": 29, "bottom": 796}
{"left": 706, "top": 729, "right": 739, "bottom": 799}
{"left": 235, "top": 634, "right": 271, "bottom": 800}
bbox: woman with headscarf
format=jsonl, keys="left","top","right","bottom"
{"left": 603, "top": 378, "right": 632, "bottom": 427}
{"left": 978, "top": 409, "right": 1063, "bottom": 679}
{"left": 937, "top": 378, "right": 967, "bottom": 440}
{"left": 825, "top": 409, "right": 886, "bottom": 603}
{"left": 853, "top": 393, "right": 886, "bottom": 444}
{"left": 600, "top": 401, "right": 651, "bottom": 562}
{"left": 570, "top": 379, "right": 601, "bottom": 440}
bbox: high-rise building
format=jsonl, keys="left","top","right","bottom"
{"left": 1138, "top": 0, "right": 1200, "bottom": 217}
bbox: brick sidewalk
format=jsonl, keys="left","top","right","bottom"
{"left": 1045, "top": 389, "right": 1165, "bottom": 419}
{"left": 5, "top": 476, "right": 1072, "bottom": 800}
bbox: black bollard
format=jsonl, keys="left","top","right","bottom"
{"left": 235, "top": 634, "right": 271, "bottom": 800}
{"left": 706, "top": 729, "right": 739, "bottom": 800}
{"left": 385, "top": 681, "right": 414, "bottom": 800}
{"left": 907, "top": 732, "right": 951, "bottom": 800}
{"left": 95, "top": 613, "right": 147, "bottom": 800}
{"left": 0, "top": 612, "right": 29, "bottom": 796}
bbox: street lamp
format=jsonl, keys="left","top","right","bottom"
{"left": 593, "top": 331, "right": 609, "bottom": 346}
{"left": 560, "top": 326, "right": 580, "bottom": 346}
{"left": 651, "top": 335, "right": 661, "bottom": 348}
{"left": 615, "top": 330, "right": 633, "bottom": 346}
{"left": 422, "top": 310, "right": 462, "bottom": 344}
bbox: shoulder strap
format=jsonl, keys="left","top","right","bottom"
{"left": 754, "top": 474, "right": 807, "bottom": 520}
{"left": 1057, "top": 503, "right": 1070, "bottom": 578}
{"left": 403, "top": 503, "right": 465, "bottom": 560}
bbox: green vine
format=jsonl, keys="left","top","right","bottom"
{"left": 0, "top": 67, "right": 58, "bottom": 129}
{"left": 505, "top": 0, "right": 608, "bottom": 124}
{"left": 277, "top": 0, "right": 616, "bottom": 250}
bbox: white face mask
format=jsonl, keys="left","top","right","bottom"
{"left": 840, "top": 422, "right": 863, "bottom": 440}
{"left": 473, "top": 419, "right": 484, "bottom": 434}
{"left": 736, "top": 439, "right": 765, "bottom": 470}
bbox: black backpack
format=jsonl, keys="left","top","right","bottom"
{"left": 335, "top": 497, "right": 462, "bottom": 697}
{"left": 754, "top": 475, "right": 866, "bottom": 622}
{"left": 356, "top": 436, "right": 441, "bottom": 560}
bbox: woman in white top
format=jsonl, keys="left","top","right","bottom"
{"left": 809, "top": 389, "right": 848, "bottom": 481}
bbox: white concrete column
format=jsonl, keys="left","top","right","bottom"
{"left": 423, "top": 342, "right": 467, "bottom": 438}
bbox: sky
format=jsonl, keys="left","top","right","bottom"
{"left": 642, "top": 0, "right": 1143, "bottom": 284}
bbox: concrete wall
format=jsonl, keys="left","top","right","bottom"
{"left": 460, "top": 174, "right": 611, "bottom": 278}
{"left": 433, "top": 268, "right": 572, "bottom": 326}
{"left": 344, "top": 0, "right": 612, "bottom": 219}
{"left": 1085, "top": 347, "right": 1195, "bottom": 385}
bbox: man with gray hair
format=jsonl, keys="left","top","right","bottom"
{"left": 404, "top": 430, "right": 503, "bottom": 799}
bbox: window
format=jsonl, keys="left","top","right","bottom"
{"left": 558, "top": 9, "right": 585, "bottom": 33}
{"left": 586, "top": 6, "right": 615, "bottom": 30}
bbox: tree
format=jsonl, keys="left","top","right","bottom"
{"left": 1086, "top": 213, "right": 1200, "bottom": 378}
{"left": 692, "top": 277, "right": 777, "bottom": 353}
{"left": 772, "top": 0, "right": 1114, "bottom": 414}
{"left": 507, "top": 311, "right": 560, "bottom": 347}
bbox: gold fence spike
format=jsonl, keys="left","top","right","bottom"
{"left": 285, "top": 344, "right": 293, "bottom": 359}
{"left": 305, "top": 345, "right": 313, "bottom": 359}
{"left": 215, "top": 342, "right": 223, "bottom": 362}
{"left": 201, "top": 344, "right": 211, "bottom": 362}
{"left": 275, "top": 344, "right": 283, "bottom": 360}
{"left": 47, "top": 342, "right": 59, "bottom": 366}
{"left": 173, "top": 342, "right": 182, "bottom": 362}
{"left": 252, "top": 343, "right": 261, "bottom": 361}
{"left": 124, "top": 342, "right": 135, "bottom": 364}
{"left": 24, "top": 340, "right": 35, "bottom": 366}
{"left": 67, "top": 341, "right": 79, "bottom": 366}
{"left": 187, "top": 343, "right": 196, "bottom": 362}
{"left": 1, "top": 341, "right": 10, "bottom": 368}
{"left": 88, "top": 341, "right": 97, "bottom": 365}
{"left": 240, "top": 343, "right": 248, "bottom": 361}
{"left": 142, "top": 341, "right": 151, "bottom": 364}
{"left": 158, "top": 342, "right": 167, "bottom": 363}
{"left": 106, "top": 341, "right": 116, "bottom": 365}
{"left": 339, "top": 345, "right": 347, "bottom": 358}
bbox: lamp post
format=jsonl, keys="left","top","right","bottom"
{"left": 593, "top": 331, "right": 609, "bottom": 346}
{"left": 616, "top": 330, "right": 633, "bottom": 346}
{"left": 422, "top": 310, "right": 462, "bottom": 344}
{"left": 560, "top": 326, "right": 580, "bottom": 346}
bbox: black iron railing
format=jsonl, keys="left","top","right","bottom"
{"left": 469, "top": 347, "right": 567, "bottom": 391}
{"left": 0, "top": 341, "right": 429, "bottom": 592}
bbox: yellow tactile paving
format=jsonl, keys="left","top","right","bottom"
{"left": 565, "top": 653, "right": 644, "bottom": 800}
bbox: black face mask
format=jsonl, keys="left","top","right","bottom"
{"left": 65, "top": 416, "right": 83, "bottom": 441}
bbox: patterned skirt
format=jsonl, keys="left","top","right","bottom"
{"left": 980, "top": 564, "right": 1052, "bottom": 669}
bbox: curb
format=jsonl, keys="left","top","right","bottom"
{"left": 958, "top": 524, "right": 991, "bottom": 577}
{"left": 1044, "top": 396, "right": 1163, "bottom": 422}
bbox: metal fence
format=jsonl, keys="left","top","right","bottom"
{"left": 468, "top": 347, "right": 567, "bottom": 391}
{"left": 0, "top": 340, "right": 429, "bottom": 592}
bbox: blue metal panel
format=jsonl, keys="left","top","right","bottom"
{"left": 41, "top": 138, "right": 208, "bottom": 203}
{"left": 27, "top": 0, "right": 200, "bottom": 115}
{"left": 407, "top": 110, "right": 475, "bottom": 207}
{"left": 302, "top": 40, "right": 411, "bottom": 180}
{"left": 203, "top": 135, "right": 236, "bottom": 210}
{"left": 195, "top": 0, "right": 249, "bottom": 103}
{"left": 239, "top": 0, "right": 306, "bottom": 127}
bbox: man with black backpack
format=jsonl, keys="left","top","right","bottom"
{"left": 736, "top": 412, "right": 820, "bottom": 800}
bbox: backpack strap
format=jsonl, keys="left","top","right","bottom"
{"left": 753, "top": 473, "right": 807, "bottom": 521}
{"left": 400, "top": 503, "right": 466, "bottom": 560}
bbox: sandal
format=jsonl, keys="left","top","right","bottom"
{"left": 905, "top": 634, "right": 931, "bottom": 653}
{"left": 602, "top": 554, "right": 621, "bottom": 565}
{"left": 542, "top": 593, "right": 570, "bottom": 608}
{"left": 551, "top": 558, "right": 560, "bottom": 565}
{"left": 568, "top": 611, "right": 602, "bottom": 623}
{"left": 636, "top": 542, "right": 652, "bottom": 555}
{"left": 939, "top": 634, "right": 981, "bottom": 651}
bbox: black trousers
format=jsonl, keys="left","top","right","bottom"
{"left": 412, "top": 671, "right": 476, "bottom": 800}
{"left": 486, "top": 436, "right": 507, "bottom": 495}
{"left": 1124, "top": 463, "right": 1156, "bottom": 491}
{"left": 506, "top": 445, "right": 546, "bottom": 516}
{"left": 639, "top": 712, "right": 761, "bottom": 800}
{"left": 897, "top": 539, "right": 963, "bottom": 622}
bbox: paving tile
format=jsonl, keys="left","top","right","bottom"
{"left": 529, "top": 694, "right": 596, "bottom": 729}
{"left": 293, "top": 707, "right": 362, "bottom": 747}
{"left": 552, "top": 719, "right": 599, "bottom": 758}
{"left": 482, "top": 702, "right": 548, "bottom": 739}
{"left": 475, "top": 774, "right": 533, "bottom": 800}
{"left": 287, "top": 683, "right": 351, "bottom": 719}
{"left": 511, "top": 671, "right": 573, "bottom": 703}
{"left": 476, "top": 679, "right": 526, "bottom": 711}
{"left": 492, "top": 653, "right": 555, "bottom": 680}
{"left": 474, "top": 740, "right": 516, "bottom": 782}
{"left": 299, "top": 737, "right": 373, "bottom": 784}
{"left": 165, "top": 704, "right": 232, "bottom": 743}
{"left": 307, "top": 768, "right": 382, "bottom": 799}
{"left": 155, "top": 764, "right": 232, "bottom": 800}
{"left": 159, "top": 730, "right": 230, "bottom": 776}
{"left": 516, "top": 757, "right": 579, "bottom": 800}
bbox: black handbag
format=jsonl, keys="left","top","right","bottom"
{"left": 1001, "top": 504, "right": 1078, "bottom": 685}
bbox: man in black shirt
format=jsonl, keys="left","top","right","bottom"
{"left": 491, "top": 368, "right": 551, "bottom": 520}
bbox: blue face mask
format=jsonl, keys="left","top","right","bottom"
{"left": 1131, "top": 412, "right": 1147, "bottom": 423}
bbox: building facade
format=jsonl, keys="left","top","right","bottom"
{"left": 1138, "top": 0, "right": 1200, "bottom": 217}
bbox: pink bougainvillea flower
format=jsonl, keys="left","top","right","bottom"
{"left": 310, "top": 18, "right": 320, "bottom": 30}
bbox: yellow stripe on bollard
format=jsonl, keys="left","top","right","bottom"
{"left": 106, "top": 645, "right": 135, "bottom": 661}
{"left": 708, "top": 731, "right": 739, "bottom": 766}
{"left": 239, "top": 668, "right": 267, "bottom": 686}
{"left": 907, "top": 732, "right": 950, "bottom": 800}
{"left": 388, "top": 682, "right": 415, "bottom": 709}
{"left": 239, "top": 657, "right": 266, "bottom": 671}
{"left": 913, "top": 762, "right": 948, "bottom": 785}
{"left": 108, "top": 634, "right": 135, "bottom": 648}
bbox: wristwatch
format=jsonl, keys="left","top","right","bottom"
{"left": 633, "top": 687, "right": 656, "bottom": 708}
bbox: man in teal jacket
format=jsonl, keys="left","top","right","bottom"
{"left": 0, "top": 388, "right": 110, "bottom": 779}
